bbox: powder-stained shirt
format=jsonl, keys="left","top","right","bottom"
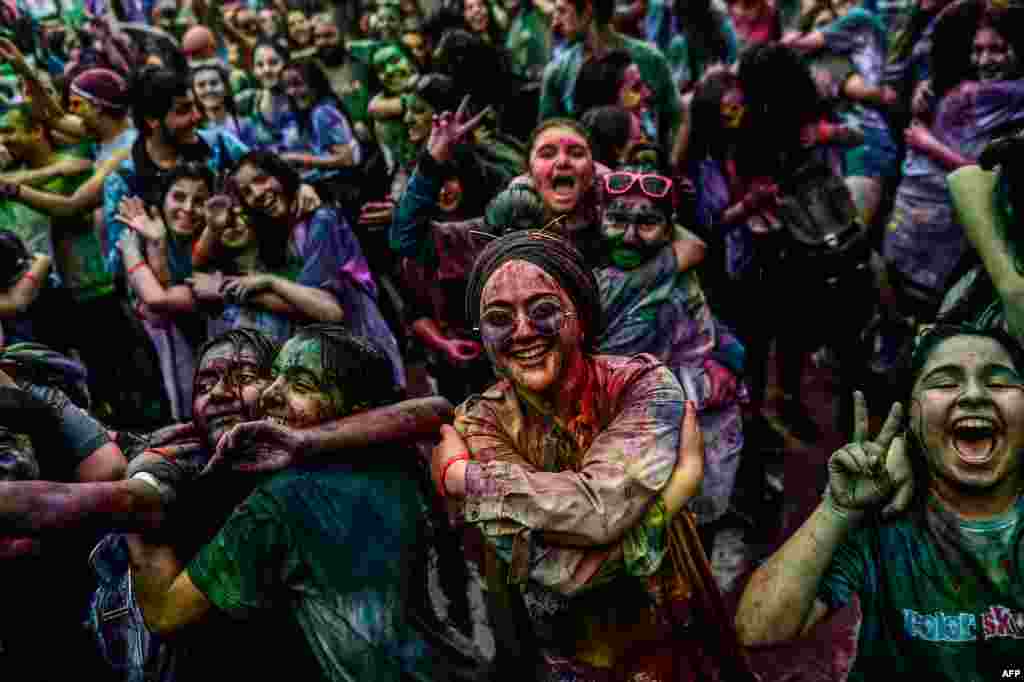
{"left": 884, "top": 79, "right": 1024, "bottom": 294}
{"left": 819, "top": 495, "right": 1024, "bottom": 681}
{"left": 456, "top": 354, "right": 685, "bottom": 593}
{"left": 454, "top": 354, "right": 690, "bottom": 674}
{"left": 187, "top": 461, "right": 436, "bottom": 682}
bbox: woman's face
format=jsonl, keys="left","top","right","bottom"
{"left": 162, "top": 176, "right": 210, "bottom": 237}
{"left": 402, "top": 93, "right": 434, "bottom": 144}
{"left": 910, "top": 335, "right": 1024, "bottom": 505}
{"left": 601, "top": 194, "right": 671, "bottom": 269}
{"left": 529, "top": 125, "right": 594, "bottom": 214}
{"left": 720, "top": 85, "right": 746, "bottom": 130}
{"left": 260, "top": 336, "right": 345, "bottom": 428}
{"left": 260, "top": 9, "right": 281, "bottom": 36}
{"left": 282, "top": 67, "right": 314, "bottom": 109}
{"left": 193, "top": 69, "right": 227, "bottom": 111}
{"left": 480, "top": 260, "right": 584, "bottom": 395}
{"left": 233, "top": 162, "right": 289, "bottom": 220}
{"left": 464, "top": 0, "right": 490, "bottom": 34}
{"left": 254, "top": 45, "right": 286, "bottom": 90}
{"left": 972, "top": 27, "right": 1018, "bottom": 82}
{"left": 618, "top": 63, "right": 652, "bottom": 112}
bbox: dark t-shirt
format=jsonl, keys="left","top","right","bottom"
{"left": 188, "top": 457, "right": 436, "bottom": 681}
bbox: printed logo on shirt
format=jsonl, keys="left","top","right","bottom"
{"left": 903, "top": 606, "right": 1024, "bottom": 643}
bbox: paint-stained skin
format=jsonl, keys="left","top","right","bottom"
{"left": 529, "top": 127, "right": 595, "bottom": 216}
{"left": 262, "top": 337, "right": 345, "bottom": 428}
{"left": 192, "top": 343, "right": 270, "bottom": 450}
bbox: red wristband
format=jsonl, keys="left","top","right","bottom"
{"left": 439, "top": 452, "right": 471, "bottom": 498}
{"left": 127, "top": 261, "right": 148, "bottom": 276}
{"left": 818, "top": 120, "right": 832, "bottom": 145}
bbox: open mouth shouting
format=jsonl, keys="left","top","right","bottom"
{"left": 546, "top": 172, "right": 580, "bottom": 211}
{"left": 950, "top": 416, "right": 1000, "bottom": 465}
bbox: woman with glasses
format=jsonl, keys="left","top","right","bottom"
{"left": 428, "top": 228, "right": 756, "bottom": 681}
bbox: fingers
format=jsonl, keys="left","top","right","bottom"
{"left": 851, "top": 390, "right": 868, "bottom": 442}
{"left": 875, "top": 401, "right": 904, "bottom": 452}
{"left": 463, "top": 104, "right": 494, "bottom": 134}
{"left": 455, "top": 94, "right": 471, "bottom": 122}
{"left": 830, "top": 443, "right": 868, "bottom": 477}
{"left": 881, "top": 436, "right": 912, "bottom": 517}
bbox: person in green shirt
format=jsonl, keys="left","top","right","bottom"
{"left": 736, "top": 324, "right": 1024, "bottom": 680}
{"left": 538, "top": 0, "right": 681, "bottom": 159}
{"left": 131, "top": 325, "right": 439, "bottom": 681}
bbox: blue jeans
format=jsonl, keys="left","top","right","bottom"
{"left": 86, "top": 533, "right": 179, "bottom": 682}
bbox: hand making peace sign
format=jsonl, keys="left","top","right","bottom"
{"left": 426, "top": 95, "right": 495, "bottom": 164}
{"left": 826, "top": 391, "right": 915, "bottom": 519}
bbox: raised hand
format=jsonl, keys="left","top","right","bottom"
{"left": 826, "top": 391, "right": 914, "bottom": 519}
{"left": 358, "top": 200, "right": 395, "bottom": 227}
{"left": 294, "top": 184, "right": 322, "bottom": 218}
{"left": 204, "top": 194, "right": 234, "bottom": 235}
{"left": 117, "top": 196, "right": 166, "bottom": 242}
{"left": 116, "top": 228, "right": 144, "bottom": 260}
{"left": 427, "top": 95, "right": 495, "bottom": 164}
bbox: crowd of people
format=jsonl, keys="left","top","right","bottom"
{"left": 0, "top": 0, "right": 1022, "bottom": 678}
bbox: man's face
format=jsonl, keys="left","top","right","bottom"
{"left": 260, "top": 8, "right": 281, "bottom": 36}
{"left": 192, "top": 342, "right": 270, "bottom": 448}
{"left": 260, "top": 337, "right": 345, "bottom": 428}
{"left": 68, "top": 93, "right": 102, "bottom": 131}
{"left": 156, "top": 92, "right": 202, "bottom": 146}
{"left": 373, "top": 45, "right": 417, "bottom": 95}
{"left": 553, "top": 0, "right": 589, "bottom": 42}
{"left": 402, "top": 31, "right": 429, "bottom": 66}
{"left": 315, "top": 21, "right": 342, "bottom": 51}
{"left": 910, "top": 335, "right": 1024, "bottom": 506}
{"left": 480, "top": 260, "right": 584, "bottom": 395}
{"left": 235, "top": 8, "right": 259, "bottom": 36}
{"left": 373, "top": 6, "right": 402, "bottom": 40}
{"left": 162, "top": 177, "right": 210, "bottom": 237}
{"left": 288, "top": 11, "right": 313, "bottom": 47}
{"left": 972, "top": 27, "right": 1018, "bottom": 82}
{"left": 192, "top": 69, "right": 226, "bottom": 110}
{"left": 254, "top": 45, "right": 286, "bottom": 90}
{"left": 601, "top": 194, "right": 670, "bottom": 269}
{"left": 529, "top": 125, "right": 594, "bottom": 214}
{"left": 153, "top": 2, "right": 178, "bottom": 32}
{"left": 233, "top": 162, "right": 289, "bottom": 219}
{"left": 0, "top": 110, "right": 40, "bottom": 160}
{"left": 0, "top": 426, "right": 39, "bottom": 482}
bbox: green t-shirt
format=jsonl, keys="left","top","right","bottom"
{"left": 187, "top": 459, "right": 436, "bottom": 682}
{"left": 819, "top": 494, "right": 1024, "bottom": 681}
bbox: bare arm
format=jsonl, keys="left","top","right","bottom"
{"left": 279, "top": 144, "right": 357, "bottom": 171}
{"left": 734, "top": 500, "right": 851, "bottom": 644}
{"left": 13, "top": 151, "right": 129, "bottom": 217}
{"left": 842, "top": 75, "right": 897, "bottom": 108}
{"left": 949, "top": 166, "right": 1024, "bottom": 339}
{"left": 128, "top": 533, "right": 211, "bottom": 634}
{"left": 229, "top": 275, "right": 344, "bottom": 323}
{"left": 672, "top": 226, "right": 706, "bottom": 273}
{"left": 0, "top": 477, "right": 166, "bottom": 535}
{"left": 0, "top": 158, "right": 91, "bottom": 186}
{"left": 368, "top": 94, "right": 404, "bottom": 118}
{"left": 0, "top": 254, "right": 51, "bottom": 318}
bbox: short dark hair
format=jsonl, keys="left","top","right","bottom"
{"left": 130, "top": 66, "right": 192, "bottom": 136}
{"left": 290, "top": 324, "right": 403, "bottom": 412}
{"left": 154, "top": 162, "right": 215, "bottom": 217}
{"left": 580, "top": 105, "right": 631, "bottom": 168}
{"left": 194, "top": 328, "right": 279, "bottom": 419}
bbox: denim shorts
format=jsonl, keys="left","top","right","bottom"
{"left": 85, "top": 533, "right": 179, "bottom": 682}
